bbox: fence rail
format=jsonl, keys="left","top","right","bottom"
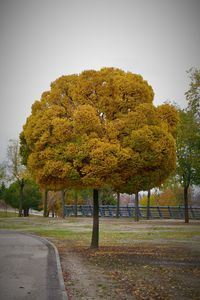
{"left": 64, "top": 205, "right": 200, "bottom": 220}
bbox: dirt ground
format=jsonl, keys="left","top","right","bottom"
{"left": 51, "top": 220, "right": 200, "bottom": 300}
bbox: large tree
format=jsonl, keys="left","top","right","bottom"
{"left": 21, "top": 68, "right": 178, "bottom": 248}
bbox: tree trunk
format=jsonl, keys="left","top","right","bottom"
{"left": 61, "top": 190, "right": 66, "bottom": 219}
{"left": 134, "top": 192, "right": 139, "bottom": 222}
{"left": 43, "top": 189, "right": 48, "bottom": 217}
{"left": 74, "top": 190, "right": 78, "bottom": 217}
{"left": 5, "top": 202, "right": 7, "bottom": 216}
{"left": 116, "top": 192, "right": 120, "bottom": 218}
{"left": 23, "top": 208, "right": 29, "bottom": 217}
{"left": 18, "top": 179, "right": 24, "bottom": 217}
{"left": 91, "top": 189, "right": 99, "bottom": 249}
{"left": 184, "top": 185, "right": 189, "bottom": 223}
{"left": 146, "top": 189, "right": 151, "bottom": 220}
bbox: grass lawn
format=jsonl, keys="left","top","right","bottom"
{"left": 0, "top": 216, "right": 200, "bottom": 299}
{"left": 0, "top": 211, "right": 18, "bottom": 218}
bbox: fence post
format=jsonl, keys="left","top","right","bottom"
{"left": 157, "top": 206, "right": 162, "bottom": 219}
{"left": 168, "top": 206, "right": 173, "bottom": 218}
{"left": 190, "top": 206, "right": 195, "bottom": 219}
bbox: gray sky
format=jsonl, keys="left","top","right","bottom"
{"left": 0, "top": 0, "right": 200, "bottom": 161}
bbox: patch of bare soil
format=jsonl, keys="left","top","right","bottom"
{"left": 52, "top": 239, "right": 200, "bottom": 300}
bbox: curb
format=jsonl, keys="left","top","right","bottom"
{"left": 44, "top": 237, "right": 68, "bottom": 300}
{"left": 23, "top": 233, "right": 68, "bottom": 300}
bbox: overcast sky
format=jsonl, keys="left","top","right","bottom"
{"left": 0, "top": 0, "right": 200, "bottom": 161}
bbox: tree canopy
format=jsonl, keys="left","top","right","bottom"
{"left": 21, "top": 68, "right": 178, "bottom": 193}
{"left": 176, "top": 110, "right": 200, "bottom": 187}
{"left": 21, "top": 68, "right": 178, "bottom": 247}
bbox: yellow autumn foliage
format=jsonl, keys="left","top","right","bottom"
{"left": 73, "top": 104, "right": 102, "bottom": 136}
{"left": 21, "top": 67, "right": 178, "bottom": 192}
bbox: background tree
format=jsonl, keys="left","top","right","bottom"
{"left": 7, "top": 139, "right": 27, "bottom": 216}
{"left": 3, "top": 179, "right": 41, "bottom": 216}
{"left": 0, "top": 162, "right": 6, "bottom": 182}
{"left": 46, "top": 190, "right": 66, "bottom": 217}
{"left": 66, "top": 189, "right": 86, "bottom": 205}
{"left": 0, "top": 163, "right": 6, "bottom": 199}
{"left": 0, "top": 182, "right": 6, "bottom": 199}
{"left": 158, "top": 174, "right": 187, "bottom": 206}
{"left": 176, "top": 109, "right": 200, "bottom": 223}
{"left": 158, "top": 187, "right": 186, "bottom": 206}
{"left": 140, "top": 192, "right": 159, "bottom": 206}
{"left": 186, "top": 68, "right": 200, "bottom": 121}
{"left": 21, "top": 68, "right": 178, "bottom": 248}
{"left": 80, "top": 188, "right": 93, "bottom": 205}
{"left": 99, "top": 187, "right": 116, "bottom": 205}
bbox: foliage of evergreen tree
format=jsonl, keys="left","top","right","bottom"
{"left": 3, "top": 179, "right": 41, "bottom": 216}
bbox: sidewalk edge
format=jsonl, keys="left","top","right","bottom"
{"left": 24, "top": 233, "right": 68, "bottom": 300}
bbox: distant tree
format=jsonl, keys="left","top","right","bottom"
{"left": 3, "top": 179, "right": 41, "bottom": 216}
{"left": 176, "top": 110, "right": 200, "bottom": 223}
{"left": 140, "top": 192, "right": 159, "bottom": 207}
{"left": 158, "top": 187, "right": 186, "bottom": 206}
{"left": 158, "top": 174, "right": 189, "bottom": 206}
{"left": 186, "top": 68, "right": 200, "bottom": 121}
{"left": 0, "top": 163, "right": 6, "bottom": 182}
{"left": 7, "top": 140, "right": 27, "bottom": 216}
{"left": 0, "top": 182, "right": 6, "bottom": 199}
{"left": 99, "top": 187, "right": 116, "bottom": 205}
{"left": 0, "top": 163, "right": 7, "bottom": 211}
{"left": 66, "top": 189, "right": 82, "bottom": 205}
{"left": 46, "top": 191, "right": 57, "bottom": 217}
{"left": 47, "top": 190, "right": 66, "bottom": 218}
{"left": 21, "top": 68, "right": 178, "bottom": 247}
{"left": 80, "top": 188, "right": 93, "bottom": 205}
{"left": 0, "top": 163, "right": 6, "bottom": 200}
{"left": 70, "top": 189, "right": 78, "bottom": 217}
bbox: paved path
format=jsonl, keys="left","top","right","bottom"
{"left": 0, "top": 230, "right": 67, "bottom": 300}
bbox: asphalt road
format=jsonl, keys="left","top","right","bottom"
{"left": 0, "top": 230, "right": 67, "bottom": 300}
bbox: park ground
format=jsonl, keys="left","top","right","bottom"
{"left": 0, "top": 213, "right": 200, "bottom": 300}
